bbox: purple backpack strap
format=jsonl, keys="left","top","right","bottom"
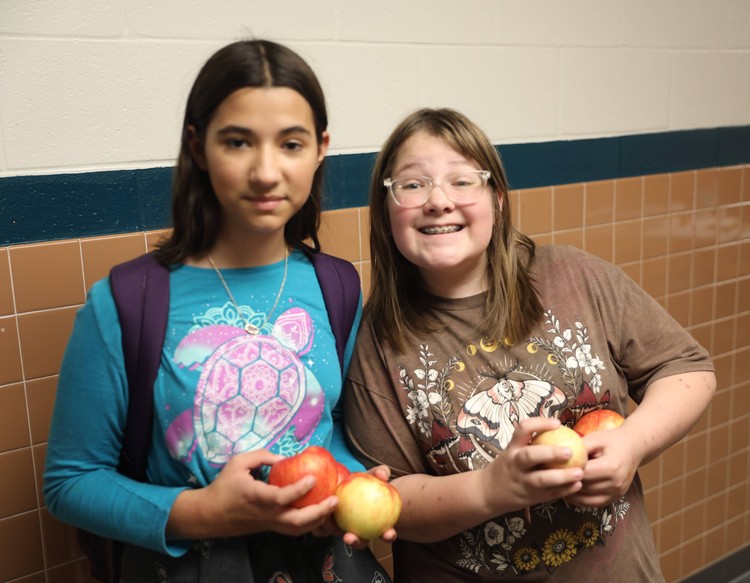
{"left": 109, "top": 253, "right": 170, "bottom": 481}
{"left": 310, "top": 251, "right": 361, "bottom": 371}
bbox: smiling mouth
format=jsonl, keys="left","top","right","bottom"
{"left": 419, "top": 225, "right": 463, "bottom": 235}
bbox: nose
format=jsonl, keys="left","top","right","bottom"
{"left": 423, "top": 182, "right": 455, "bottom": 213}
{"left": 250, "top": 145, "right": 281, "bottom": 185}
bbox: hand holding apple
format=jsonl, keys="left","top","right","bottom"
{"left": 267, "top": 446, "right": 339, "bottom": 508}
{"left": 530, "top": 426, "right": 588, "bottom": 469}
{"left": 334, "top": 472, "right": 402, "bottom": 540}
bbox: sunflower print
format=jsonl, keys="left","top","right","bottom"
{"left": 542, "top": 529, "right": 578, "bottom": 568}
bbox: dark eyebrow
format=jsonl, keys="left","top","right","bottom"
{"left": 216, "top": 125, "right": 314, "bottom": 137}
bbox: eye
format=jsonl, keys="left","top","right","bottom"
{"left": 449, "top": 173, "right": 480, "bottom": 189}
{"left": 226, "top": 137, "right": 249, "bottom": 149}
{"left": 398, "top": 177, "right": 428, "bottom": 191}
{"left": 282, "top": 140, "right": 304, "bottom": 152}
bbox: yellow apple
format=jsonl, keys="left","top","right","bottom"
{"left": 530, "top": 426, "right": 588, "bottom": 469}
{"left": 334, "top": 473, "right": 401, "bottom": 539}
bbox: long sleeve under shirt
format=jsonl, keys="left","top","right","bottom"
{"left": 44, "top": 250, "right": 363, "bottom": 556}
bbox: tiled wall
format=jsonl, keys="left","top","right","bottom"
{"left": 1, "top": 166, "right": 749, "bottom": 583}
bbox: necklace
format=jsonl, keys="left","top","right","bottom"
{"left": 207, "top": 249, "right": 289, "bottom": 335}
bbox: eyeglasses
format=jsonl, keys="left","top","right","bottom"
{"left": 384, "top": 170, "right": 491, "bottom": 208}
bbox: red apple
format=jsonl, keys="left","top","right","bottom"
{"left": 335, "top": 462, "right": 351, "bottom": 484}
{"left": 268, "top": 446, "right": 339, "bottom": 508}
{"left": 530, "top": 426, "right": 588, "bottom": 469}
{"left": 573, "top": 409, "right": 625, "bottom": 436}
{"left": 334, "top": 473, "right": 402, "bottom": 539}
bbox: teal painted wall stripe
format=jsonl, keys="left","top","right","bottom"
{"left": 2, "top": 126, "right": 748, "bottom": 246}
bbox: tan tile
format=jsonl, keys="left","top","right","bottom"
{"left": 659, "top": 546, "right": 680, "bottom": 582}
{"left": 642, "top": 257, "right": 667, "bottom": 298}
{"left": 725, "top": 516, "right": 746, "bottom": 558}
{"left": 47, "top": 558, "right": 99, "bottom": 583}
{"left": 0, "top": 315, "right": 23, "bottom": 386}
{"left": 10, "top": 241, "right": 85, "bottom": 313}
{"left": 584, "top": 224, "right": 613, "bottom": 262}
{"left": 532, "top": 233, "right": 552, "bottom": 246}
{"left": 717, "top": 206, "right": 743, "bottom": 246}
{"left": 696, "top": 169, "right": 720, "bottom": 209}
{"left": 32, "top": 444, "right": 45, "bottom": 508}
{"left": 741, "top": 241, "right": 750, "bottom": 277}
{"left": 41, "top": 508, "right": 85, "bottom": 568}
{"left": 661, "top": 441, "right": 685, "bottom": 482}
{"left": 518, "top": 187, "right": 553, "bottom": 235}
{"left": 728, "top": 451, "right": 748, "bottom": 488}
{"left": 670, "top": 171, "right": 696, "bottom": 213}
{"left": 702, "top": 523, "right": 725, "bottom": 569}
{"left": 553, "top": 183, "right": 584, "bottom": 231}
{"left": 658, "top": 512, "right": 682, "bottom": 551}
{"left": 146, "top": 228, "right": 171, "bottom": 252}
{"left": 741, "top": 205, "right": 750, "bottom": 240}
{"left": 0, "top": 448, "right": 38, "bottom": 518}
{"left": 508, "top": 190, "right": 520, "bottom": 226}
{"left": 735, "top": 313, "right": 750, "bottom": 352}
{"left": 614, "top": 220, "right": 641, "bottom": 265}
{"left": 718, "top": 166, "right": 742, "bottom": 207}
{"left": 691, "top": 248, "right": 716, "bottom": 288}
{"left": 552, "top": 229, "right": 583, "bottom": 249}
{"left": 743, "top": 166, "right": 750, "bottom": 202}
{"left": 639, "top": 457, "right": 660, "bottom": 489}
{"left": 642, "top": 216, "right": 668, "bottom": 260}
{"left": 706, "top": 460, "right": 728, "bottom": 498}
{"left": 716, "top": 244, "right": 739, "bottom": 282}
{"left": 81, "top": 233, "right": 147, "bottom": 291}
{"left": 685, "top": 433, "right": 707, "bottom": 473}
{"left": 619, "top": 262, "right": 641, "bottom": 286}
{"left": 319, "top": 208, "right": 361, "bottom": 263}
{"left": 0, "top": 249, "right": 14, "bottom": 317}
{"left": 739, "top": 279, "right": 750, "bottom": 312}
{"left": 711, "top": 318, "right": 734, "bottom": 357}
{"left": 667, "top": 253, "right": 692, "bottom": 294}
{"left": 0, "top": 383, "right": 31, "bottom": 452}
{"left": 729, "top": 414, "right": 749, "bottom": 451}
{"left": 668, "top": 213, "right": 694, "bottom": 254}
{"left": 709, "top": 424, "right": 730, "bottom": 461}
{"left": 27, "top": 376, "right": 57, "bottom": 445}
{"left": 680, "top": 502, "right": 704, "bottom": 541}
{"left": 715, "top": 281, "right": 737, "bottom": 320}
{"left": 680, "top": 537, "right": 705, "bottom": 580}
{"left": 358, "top": 207, "right": 370, "bottom": 261}
{"left": 644, "top": 173, "right": 670, "bottom": 217}
{"left": 615, "top": 177, "right": 643, "bottom": 221}
{"left": 0, "top": 510, "right": 44, "bottom": 581}
{"left": 660, "top": 478, "right": 684, "bottom": 517}
{"left": 693, "top": 208, "right": 717, "bottom": 249}
{"left": 644, "top": 487, "right": 659, "bottom": 522}
{"left": 17, "top": 307, "right": 78, "bottom": 380}
{"left": 13, "top": 572, "right": 46, "bottom": 583}
{"left": 585, "top": 180, "right": 614, "bottom": 226}
{"left": 704, "top": 491, "right": 727, "bottom": 530}
{"left": 712, "top": 354, "right": 733, "bottom": 394}
{"left": 683, "top": 468, "right": 707, "bottom": 507}
{"left": 666, "top": 291, "right": 690, "bottom": 327}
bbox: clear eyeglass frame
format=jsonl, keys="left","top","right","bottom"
{"left": 384, "top": 170, "right": 491, "bottom": 208}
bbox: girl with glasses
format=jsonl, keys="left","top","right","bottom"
{"left": 44, "top": 39, "right": 394, "bottom": 583}
{"left": 344, "top": 107, "right": 715, "bottom": 582}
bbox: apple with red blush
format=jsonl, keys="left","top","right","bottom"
{"left": 573, "top": 409, "right": 625, "bottom": 437}
{"left": 268, "top": 446, "right": 339, "bottom": 508}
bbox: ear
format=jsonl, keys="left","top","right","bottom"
{"left": 316, "top": 131, "right": 330, "bottom": 166}
{"left": 187, "top": 125, "right": 208, "bottom": 170}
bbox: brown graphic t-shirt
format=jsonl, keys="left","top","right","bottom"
{"left": 345, "top": 245, "right": 713, "bottom": 582}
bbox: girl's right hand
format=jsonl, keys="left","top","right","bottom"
{"left": 480, "top": 418, "right": 584, "bottom": 515}
{"left": 167, "top": 449, "right": 338, "bottom": 540}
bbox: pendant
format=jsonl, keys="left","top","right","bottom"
{"left": 244, "top": 323, "right": 260, "bottom": 335}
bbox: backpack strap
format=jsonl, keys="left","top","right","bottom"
{"left": 109, "top": 253, "right": 170, "bottom": 481}
{"left": 309, "top": 251, "right": 361, "bottom": 371}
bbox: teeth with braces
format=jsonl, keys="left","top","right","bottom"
{"left": 420, "top": 225, "right": 462, "bottom": 234}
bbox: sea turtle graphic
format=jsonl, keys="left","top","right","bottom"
{"left": 167, "top": 307, "right": 324, "bottom": 465}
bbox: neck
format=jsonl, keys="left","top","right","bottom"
{"left": 420, "top": 262, "right": 488, "bottom": 299}
{"left": 189, "top": 232, "right": 289, "bottom": 268}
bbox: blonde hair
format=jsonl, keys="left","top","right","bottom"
{"left": 366, "top": 108, "right": 543, "bottom": 352}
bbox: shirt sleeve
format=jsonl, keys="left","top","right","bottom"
{"left": 343, "top": 318, "right": 432, "bottom": 477}
{"left": 43, "top": 279, "right": 190, "bottom": 556}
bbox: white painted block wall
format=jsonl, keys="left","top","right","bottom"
{"left": 0, "top": 0, "right": 748, "bottom": 176}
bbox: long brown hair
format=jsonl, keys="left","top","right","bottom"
{"left": 153, "top": 40, "right": 328, "bottom": 265}
{"left": 366, "top": 108, "right": 543, "bottom": 352}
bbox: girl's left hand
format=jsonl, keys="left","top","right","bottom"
{"left": 564, "top": 426, "right": 643, "bottom": 507}
{"left": 311, "top": 465, "right": 398, "bottom": 548}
